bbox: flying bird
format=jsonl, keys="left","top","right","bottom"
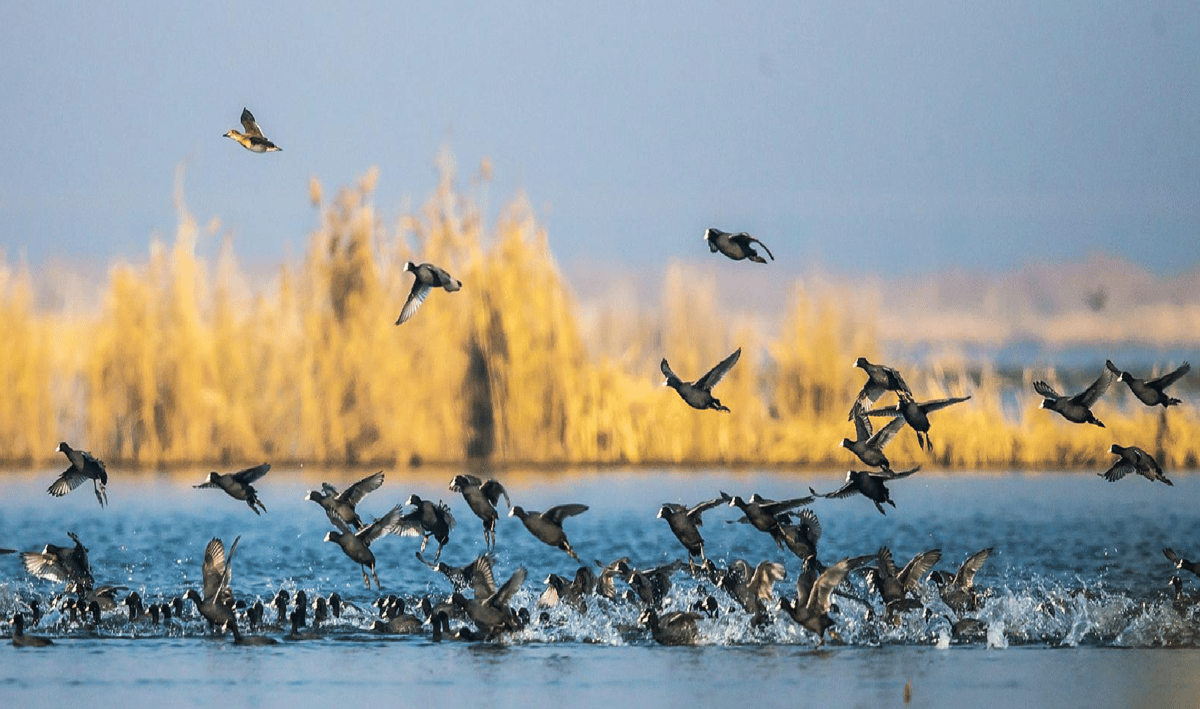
{"left": 21, "top": 531, "right": 94, "bottom": 593}
{"left": 812, "top": 466, "right": 920, "bottom": 515}
{"left": 395, "top": 262, "right": 462, "bottom": 325}
{"left": 1033, "top": 366, "right": 1115, "bottom": 427}
{"left": 223, "top": 108, "right": 281, "bottom": 152}
{"left": 841, "top": 411, "right": 906, "bottom": 472}
{"left": 657, "top": 493, "right": 731, "bottom": 563}
{"left": 448, "top": 474, "right": 511, "bottom": 548}
{"left": 1106, "top": 359, "right": 1190, "bottom": 408}
{"left": 398, "top": 495, "right": 456, "bottom": 562}
{"left": 194, "top": 463, "right": 270, "bottom": 514}
{"left": 662, "top": 347, "right": 741, "bottom": 412}
{"left": 49, "top": 442, "right": 108, "bottom": 507}
{"left": 865, "top": 395, "right": 971, "bottom": 450}
{"left": 305, "top": 471, "right": 385, "bottom": 530}
{"left": 848, "top": 358, "right": 913, "bottom": 420}
{"left": 704, "top": 227, "right": 774, "bottom": 263}
{"left": 510, "top": 504, "right": 589, "bottom": 562}
{"left": 324, "top": 505, "right": 404, "bottom": 589}
{"left": 1100, "top": 444, "right": 1172, "bottom": 486}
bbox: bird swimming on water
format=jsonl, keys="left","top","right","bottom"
{"left": 49, "top": 441, "right": 108, "bottom": 507}
{"left": 1106, "top": 359, "right": 1190, "bottom": 408}
{"left": 1033, "top": 365, "right": 1115, "bottom": 427}
{"left": 662, "top": 347, "right": 741, "bottom": 412}
{"left": 224, "top": 108, "right": 281, "bottom": 152}
{"left": 395, "top": 262, "right": 462, "bottom": 325}
{"left": 194, "top": 463, "right": 270, "bottom": 514}
{"left": 704, "top": 228, "right": 774, "bottom": 264}
{"left": 10, "top": 613, "right": 53, "bottom": 647}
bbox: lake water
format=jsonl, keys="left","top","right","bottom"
{"left": 1, "top": 465, "right": 1198, "bottom": 708}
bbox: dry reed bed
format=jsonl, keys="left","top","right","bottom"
{"left": 0, "top": 168, "right": 1195, "bottom": 470}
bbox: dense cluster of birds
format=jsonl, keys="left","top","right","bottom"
{"left": 3, "top": 109, "right": 1193, "bottom": 648}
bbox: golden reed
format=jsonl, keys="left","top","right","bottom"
{"left": 0, "top": 165, "right": 1194, "bottom": 470}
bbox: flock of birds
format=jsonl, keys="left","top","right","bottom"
{"left": 2, "top": 109, "right": 1194, "bottom": 648}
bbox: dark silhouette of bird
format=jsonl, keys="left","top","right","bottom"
{"left": 1164, "top": 548, "right": 1200, "bottom": 579}
{"left": 1107, "top": 359, "right": 1189, "bottom": 408}
{"left": 224, "top": 108, "right": 281, "bottom": 152}
{"left": 224, "top": 617, "right": 278, "bottom": 645}
{"left": 510, "top": 504, "right": 589, "bottom": 562}
{"left": 848, "top": 358, "right": 913, "bottom": 420}
{"left": 417, "top": 551, "right": 497, "bottom": 599}
{"left": 661, "top": 348, "right": 741, "bottom": 412}
{"left": 10, "top": 613, "right": 53, "bottom": 647}
{"left": 704, "top": 227, "right": 774, "bottom": 263}
{"left": 1101, "top": 444, "right": 1171, "bottom": 485}
{"left": 1033, "top": 366, "right": 1115, "bottom": 427}
{"left": 864, "top": 394, "right": 971, "bottom": 451}
{"left": 726, "top": 491, "right": 816, "bottom": 539}
{"left": 812, "top": 466, "right": 920, "bottom": 515}
{"left": 452, "top": 566, "right": 527, "bottom": 638}
{"left": 398, "top": 494, "right": 456, "bottom": 562}
{"left": 657, "top": 493, "right": 731, "bottom": 562}
{"left": 639, "top": 607, "right": 701, "bottom": 645}
{"left": 194, "top": 463, "right": 270, "bottom": 514}
{"left": 779, "top": 555, "right": 872, "bottom": 644}
{"left": 841, "top": 411, "right": 906, "bottom": 472}
{"left": 305, "top": 470, "right": 385, "bottom": 530}
{"left": 865, "top": 546, "right": 942, "bottom": 612}
{"left": 49, "top": 441, "right": 108, "bottom": 507}
{"left": 448, "top": 474, "right": 510, "bottom": 548}
{"left": 717, "top": 559, "right": 787, "bottom": 623}
{"left": 324, "top": 505, "right": 404, "bottom": 589}
{"left": 930, "top": 547, "right": 993, "bottom": 614}
{"left": 773, "top": 508, "right": 823, "bottom": 565}
{"left": 21, "top": 531, "right": 94, "bottom": 593}
{"left": 184, "top": 536, "right": 240, "bottom": 631}
{"left": 395, "top": 262, "right": 462, "bottom": 325}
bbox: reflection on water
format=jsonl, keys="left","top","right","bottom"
{"left": 1, "top": 467, "right": 1199, "bottom": 707}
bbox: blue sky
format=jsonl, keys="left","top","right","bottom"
{"left": 1, "top": 2, "right": 1197, "bottom": 285}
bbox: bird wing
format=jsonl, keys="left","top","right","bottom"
{"left": 202, "top": 536, "right": 238, "bottom": 600}
{"left": 1032, "top": 381, "right": 1061, "bottom": 399}
{"left": 819, "top": 480, "right": 859, "bottom": 500}
{"left": 953, "top": 547, "right": 993, "bottom": 588}
{"left": 750, "top": 561, "right": 787, "bottom": 600}
{"left": 233, "top": 463, "right": 271, "bottom": 484}
{"left": 1076, "top": 366, "right": 1116, "bottom": 407}
{"left": 876, "top": 546, "right": 899, "bottom": 579}
{"left": 867, "top": 415, "right": 906, "bottom": 448}
{"left": 809, "top": 556, "right": 862, "bottom": 612}
{"left": 696, "top": 348, "right": 742, "bottom": 391}
{"left": 21, "top": 552, "right": 68, "bottom": 583}
{"left": 1100, "top": 459, "right": 1133, "bottom": 482}
{"left": 240, "top": 108, "right": 264, "bottom": 138}
{"left": 470, "top": 554, "right": 497, "bottom": 598}
{"left": 863, "top": 404, "right": 903, "bottom": 418}
{"left": 898, "top": 548, "right": 942, "bottom": 590}
{"left": 545, "top": 504, "right": 589, "bottom": 525}
{"left": 1148, "top": 362, "right": 1191, "bottom": 390}
{"left": 490, "top": 567, "right": 527, "bottom": 607}
{"left": 852, "top": 410, "right": 874, "bottom": 441}
{"left": 360, "top": 505, "right": 404, "bottom": 544}
{"left": 796, "top": 508, "right": 822, "bottom": 543}
{"left": 339, "top": 470, "right": 385, "bottom": 506}
{"left": 687, "top": 494, "right": 730, "bottom": 521}
{"left": 1164, "top": 548, "right": 1181, "bottom": 566}
{"left": 879, "top": 465, "right": 921, "bottom": 480}
{"left": 763, "top": 494, "right": 816, "bottom": 516}
{"left": 396, "top": 281, "right": 433, "bottom": 325}
{"left": 48, "top": 466, "right": 89, "bottom": 496}
{"left": 481, "top": 479, "right": 510, "bottom": 508}
{"left": 744, "top": 234, "right": 774, "bottom": 260}
{"left": 918, "top": 396, "right": 971, "bottom": 414}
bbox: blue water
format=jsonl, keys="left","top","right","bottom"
{"left": 1, "top": 466, "right": 1198, "bottom": 708}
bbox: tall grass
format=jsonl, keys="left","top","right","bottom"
{"left": 1, "top": 163, "right": 1195, "bottom": 470}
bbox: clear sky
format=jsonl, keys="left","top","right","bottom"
{"left": 1, "top": 2, "right": 1197, "bottom": 285}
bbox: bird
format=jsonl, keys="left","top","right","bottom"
{"left": 841, "top": 411, "right": 906, "bottom": 472}
{"left": 395, "top": 262, "right": 462, "bottom": 325}
{"left": 1107, "top": 359, "right": 1190, "bottom": 408}
{"left": 813, "top": 467, "right": 921, "bottom": 515}
{"left": 773, "top": 508, "right": 823, "bottom": 565}
{"left": 184, "top": 536, "right": 240, "bottom": 631}
{"left": 452, "top": 566, "right": 527, "bottom": 638}
{"left": 223, "top": 108, "right": 281, "bottom": 152}
{"left": 864, "top": 394, "right": 971, "bottom": 451}
{"left": 510, "top": 504, "right": 589, "bottom": 562}
{"left": 223, "top": 617, "right": 278, "bottom": 646}
{"left": 324, "top": 505, "right": 404, "bottom": 589}
{"left": 657, "top": 493, "right": 731, "bottom": 562}
{"left": 304, "top": 471, "right": 385, "bottom": 530}
{"left": 417, "top": 551, "right": 497, "bottom": 599}
{"left": 1164, "top": 548, "right": 1200, "bottom": 579}
{"left": 398, "top": 494, "right": 456, "bottom": 562}
{"left": 616, "top": 559, "right": 683, "bottom": 609}
{"left": 10, "top": 613, "right": 53, "bottom": 647}
{"left": 1100, "top": 444, "right": 1171, "bottom": 486}
{"left": 638, "top": 608, "right": 701, "bottom": 645}
{"left": 848, "top": 358, "right": 913, "bottom": 421}
{"left": 864, "top": 547, "right": 943, "bottom": 611}
{"left": 727, "top": 491, "right": 816, "bottom": 538}
{"left": 929, "top": 547, "right": 993, "bottom": 614}
{"left": 779, "top": 555, "right": 872, "bottom": 645}
{"left": 661, "top": 348, "right": 741, "bottom": 412}
{"left": 717, "top": 559, "right": 787, "bottom": 622}
{"left": 538, "top": 566, "right": 597, "bottom": 612}
{"left": 194, "top": 463, "right": 270, "bottom": 514}
{"left": 49, "top": 441, "right": 108, "bottom": 507}
{"left": 704, "top": 228, "right": 774, "bottom": 264}
{"left": 284, "top": 609, "right": 320, "bottom": 641}
{"left": 448, "top": 474, "right": 510, "bottom": 548}
{"left": 21, "top": 531, "right": 94, "bottom": 593}
{"left": 1033, "top": 366, "right": 1115, "bottom": 427}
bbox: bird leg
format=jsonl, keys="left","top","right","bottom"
{"left": 361, "top": 565, "right": 371, "bottom": 589}
{"left": 372, "top": 567, "right": 382, "bottom": 590}
{"left": 563, "top": 544, "right": 581, "bottom": 563}
{"left": 433, "top": 541, "right": 445, "bottom": 563}
{"left": 419, "top": 535, "right": 429, "bottom": 555}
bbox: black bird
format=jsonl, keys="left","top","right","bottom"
{"left": 657, "top": 493, "right": 730, "bottom": 562}
{"left": 726, "top": 492, "right": 816, "bottom": 539}
{"left": 841, "top": 411, "right": 906, "bottom": 472}
{"left": 639, "top": 608, "right": 701, "bottom": 646}
{"left": 717, "top": 559, "right": 787, "bottom": 621}
{"left": 10, "top": 613, "right": 53, "bottom": 647}
{"left": 848, "top": 358, "right": 913, "bottom": 420}
{"left": 704, "top": 227, "right": 774, "bottom": 264}
{"left": 285, "top": 609, "right": 320, "bottom": 641}
{"left": 223, "top": 108, "right": 281, "bottom": 153}
{"left": 661, "top": 348, "right": 741, "bottom": 412}
{"left": 865, "top": 546, "right": 942, "bottom": 611}
{"left": 194, "top": 463, "right": 270, "bottom": 514}
{"left": 617, "top": 559, "right": 683, "bottom": 609}
{"left": 21, "top": 531, "right": 94, "bottom": 592}
{"left": 864, "top": 395, "right": 971, "bottom": 451}
{"left": 224, "top": 617, "right": 279, "bottom": 646}
{"left": 49, "top": 441, "right": 108, "bottom": 507}
{"left": 930, "top": 547, "right": 992, "bottom": 615}
{"left": 813, "top": 466, "right": 920, "bottom": 515}
{"left": 448, "top": 474, "right": 511, "bottom": 548}
{"left": 452, "top": 566, "right": 527, "bottom": 638}
{"left": 272, "top": 590, "right": 290, "bottom": 625}
{"left": 773, "top": 508, "right": 823, "bottom": 565}
{"left": 510, "top": 504, "right": 589, "bottom": 562}
{"left": 1033, "top": 366, "right": 1115, "bottom": 427}
{"left": 399, "top": 495, "right": 456, "bottom": 562}
{"left": 305, "top": 471, "right": 385, "bottom": 530}
{"left": 324, "top": 505, "right": 404, "bottom": 589}
{"left": 184, "top": 536, "right": 240, "bottom": 631}
{"left": 538, "top": 566, "right": 597, "bottom": 612}
{"left": 1101, "top": 444, "right": 1172, "bottom": 486}
{"left": 395, "top": 262, "right": 462, "bottom": 325}
{"left": 1164, "top": 548, "right": 1200, "bottom": 579}
{"left": 1107, "top": 359, "right": 1190, "bottom": 408}
{"left": 779, "top": 555, "right": 872, "bottom": 645}
{"left": 417, "top": 552, "right": 497, "bottom": 599}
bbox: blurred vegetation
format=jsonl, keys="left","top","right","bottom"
{"left": 0, "top": 162, "right": 1195, "bottom": 471}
